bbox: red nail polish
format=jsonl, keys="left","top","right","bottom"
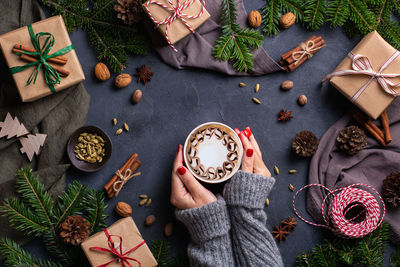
{"left": 242, "top": 129, "right": 250, "bottom": 138}
{"left": 177, "top": 166, "right": 186, "bottom": 175}
{"left": 234, "top": 128, "right": 241, "bottom": 135}
{"left": 245, "top": 126, "right": 252, "bottom": 136}
{"left": 246, "top": 149, "right": 254, "bottom": 157}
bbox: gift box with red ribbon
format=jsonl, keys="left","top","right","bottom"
{"left": 143, "top": 0, "right": 210, "bottom": 52}
{"left": 323, "top": 31, "right": 400, "bottom": 120}
{"left": 81, "top": 217, "right": 157, "bottom": 267}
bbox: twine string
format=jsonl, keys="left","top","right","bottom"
{"left": 292, "top": 183, "right": 385, "bottom": 238}
{"left": 291, "top": 40, "right": 325, "bottom": 65}
{"left": 113, "top": 169, "right": 141, "bottom": 196}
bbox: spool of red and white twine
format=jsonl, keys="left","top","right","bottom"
{"left": 292, "top": 183, "right": 386, "bottom": 238}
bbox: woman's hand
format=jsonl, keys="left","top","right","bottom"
{"left": 170, "top": 144, "right": 217, "bottom": 210}
{"left": 236, "top": 127, "right": 271, "bottom": 177}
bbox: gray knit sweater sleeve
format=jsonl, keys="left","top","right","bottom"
{"left": 175, "top": 198, "right": 234, "bottom": 267}
{"left": 223, "top": 171, "right": 284, "bottom": 267}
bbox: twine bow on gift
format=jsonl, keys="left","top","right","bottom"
{"left": 144, "top": 0, "right": 206, "bottom": 52}
{"left": 9, "top": 24, "right": 74, "bottom": 93}
{"left": 90, "top": 229, "right": 146, "bottom": 267}
{"left": 293, "top": 183, "right": 385, "bottom": 238}
{"left": 322, "top": 51, "right": 400, "bottom": 103}
{"left": 113, "top": 169, "right": 141, "bottom": 196}
{"left": 291, "top": 40, "right": 325, "bottom": 65}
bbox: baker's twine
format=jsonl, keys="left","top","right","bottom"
{"left": 291, "top": 40, "right": 326, "bottom": 65}
{"left": 113, "top": 169, "right": 141, "bottom": 196}
{"left": 144, "top": 0, "right": 206, "bottom": 52}
{"left": 292, "top": 183, "right": 385, "bottom": 238}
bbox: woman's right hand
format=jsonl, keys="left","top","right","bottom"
{"left": 236, "top": 127, "right": 271, "bottom": 177}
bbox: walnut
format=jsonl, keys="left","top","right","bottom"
{"left": 115, "top": 202, "right": 132, "bottom": 217}
{"left": 280, "top": 12, "right": 296, "bottom": 29}
{"left": 94, "top": 63, "right": 110, "bottom": 81}
{"left": 298, "top": 95, "right": 308, "bottom": 106}
{"left": 248, "top": 10, "right": 262, "bottom": 28}
{"left": 114, "top": 73, "right": 132, "bottom": 88}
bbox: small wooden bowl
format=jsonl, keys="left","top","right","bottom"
{"left": 67, "top": 126, "right": 112, "bottom": 172}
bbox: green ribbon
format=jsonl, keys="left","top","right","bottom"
{"left": 9, "top": 24, "right": 74, "bottom": 93}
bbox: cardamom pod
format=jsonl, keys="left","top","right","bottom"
{"left": 115, "top": 129, "right": 123, "bottom": 135}
{"left": 146, "top": 198, "right": 152, "bottom": 207}
{"left": 289, "top": 184, "right": 295, "bottom": 191}
{"left": 239, "top": 82, "right": 246, "bottom": 87}
{"left": 274, "top": 166, "right": 279, "bottom": 175}
{"left": 123, "top": 123, "right": 129, "bottom": 132}
{"left": 252, "top": 97, "right": 261, "bottom": 104}
{"left": 112, "top": 118, "right": 117, "bottom": 125}
{"left": 254, "top": 83, "right": 260, "bottom": 93}
{"left": 265, "top": 197, "right": 270, "bottom": 206}
{"left": 139, "top": 199, "right": 147, "bottom": 206}
{"left": 289, "top": 169, "right": 297, "bottom": 174}
{"left": 139, "top": 194, "right": 148, "bottom": 199}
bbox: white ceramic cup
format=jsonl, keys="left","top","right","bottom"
{"left": 183, "top": 122, "right": 243, "bottom": 183}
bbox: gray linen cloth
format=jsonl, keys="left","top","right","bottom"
{"left": 0, "top": 0, "right": 90, "bottom": 244}
{"left": 176, "top": 171, "right": 283, "bottom": 266}
{"left": 307, "top": 98, "right": 400, "bottom": 242}
{"left": 148, "top": 0, "right": 283, "bottom": 76}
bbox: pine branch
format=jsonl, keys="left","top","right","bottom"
{"left": 302, "top": 0, "right": 327, "bottom": 30}
{"left": 53, "top": 180, "right": 86, "bottom": 227}
{"left": 150, "top": 239, "right": 171, "bottom": 267}
{"left": 39, "top": 0, "right": 148, "bottom": 72}
{"left": 15, "top": 168, "right": 55, "bottom": 229}
{"left": 347, "top": 0, "right": 377, "bottom": 34}
{"left": 261, "top": 0, "right": 281, "bottom": 36}
{"left": 326, "top": 0, "right": 349, "bottom": 27}
{"left": 212, "top": 0, "right": 263, "bottom": 72}
{"left": 0, "top": 198, "right": 48, "bottom": 237}
{"left": 391, "top": 246, "right": 400, "bottom": 267}
{"left": 0, "top": 238, "right": 61, "bottom": 267}
{"left": 378, "top": 19, "right": 400, "bottom": 50}
{"left": 280, "top": 0, "right": 305, "bottom": 22}
{"left": 82, "top": 188, "right": 108, "bottom": 234}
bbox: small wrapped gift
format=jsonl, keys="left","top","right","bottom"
{"left": 0, "top": 15, "right": 85, "bottom": 102}
{"left": 323, "top": 31, "right": 400, "bottom": 120}
{"left": 81, "top": 217, "right": 157, "bottom": 267}
{"left": 143, "top": 0, "right": 210, "bottom": 51}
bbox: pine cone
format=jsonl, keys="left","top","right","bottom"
{"left": 382, "top": 172, "right": 400, "bottom": 208}
{"left": 336, "top": 125, "right": 367, "bottom": 155}
{"left": 292, "top": 131, "right": 319, "bottom": 157}
{"left": 59, "top": 215, "right": 90, "bottom": 246}
{"left": 114, "top": 0, "right": 142, "bottom": 25}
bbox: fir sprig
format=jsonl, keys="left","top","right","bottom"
{"left": 0, "top": 168, "right": 108, "bottom": 266}
{"left": 296, "top": 223, "right": 390, "bottom": 266}
{"left": 39, "top": 0, "right": 148, "bottom": 72}
{"left": 212, "top": 0, "right": 264, "bottom": 72}
{"left": 150, "top": 239, "right": 189, "bottom": 267}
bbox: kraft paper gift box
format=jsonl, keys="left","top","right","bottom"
{"left": 143, "top": 0, "right": 210, "bottom": 47}
{"left": 81, "top": 217, "right": 157, "bottom": 267}
{"left": 0, "top": 15, "right": 85, "bottom": 102}
{"left": 325, "top": 31, "right": 400, "bottom": 120}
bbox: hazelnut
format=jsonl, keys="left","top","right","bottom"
{"left": 94, "top": 63, "right": 110, "bottom": 81}
{"left": 132, "top": 89, "right": 142, "bottom": 104}
{"left": 281, "top": 80, "right": 293, "bottom": 91}
{"left": 280, "top": 12, "right": 296, "bottom": 29}
{"left": 248, "top": 10, "right": 262, "bottom": 28}
{"left": 115, "top": 202, "right": 132, "bottom": 217}
{"left": 145, "top": 215, "right": 156, "bottom": 226}
{"left": 114, "top": 73, "right": 132, "bottom": 88}
{"left": 298, "top": 94, "right": 308, "bottom": 106}
{"left": 164, "top": 222, "right": 173, "bottom": 237}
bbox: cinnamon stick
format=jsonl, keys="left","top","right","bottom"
{"left": 281, "top": 36, "right": 316, "bottom": 60}
{"left": 14, "top": 44, "right": 68, "bottom": 64}
{"left": 381, "top": 110, "right": 392, "bottom": 144}
{"left": 107, "top": 159, "right": 141, "bottom": 198}
{"left": 352, "top": 111, "right": 386, "bottom": 147}
{"left": 19, "top": 54, "right": 70, "bottom": 77}
{"left": 284, "top": 39, "right": 325, "bottom": 65}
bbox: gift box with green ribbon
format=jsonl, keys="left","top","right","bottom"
{"left": 0, "top": 15, "right": 85, "bottom": 102}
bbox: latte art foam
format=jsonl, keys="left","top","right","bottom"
{"left": 186, "top": 127, "right": 239, "bottom": 180}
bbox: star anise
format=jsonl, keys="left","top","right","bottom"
{"left": 135, "top": 64, "right": 154, "bottom": 84}
{"left": 278, "top": 109, "right": 294, "bottom": 122}
{"left": 281, "top": 217, "right": 297, "bottom": 232}
{"left": 271, "top": 225, "right": 289, "bottom": 242}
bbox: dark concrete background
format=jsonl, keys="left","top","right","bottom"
{"left": 21, "top": 0, "right": 396, "bottom": 266}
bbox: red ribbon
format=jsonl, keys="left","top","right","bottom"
{"left": 90, "top": 229, "right": 146, "bottom": 267}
